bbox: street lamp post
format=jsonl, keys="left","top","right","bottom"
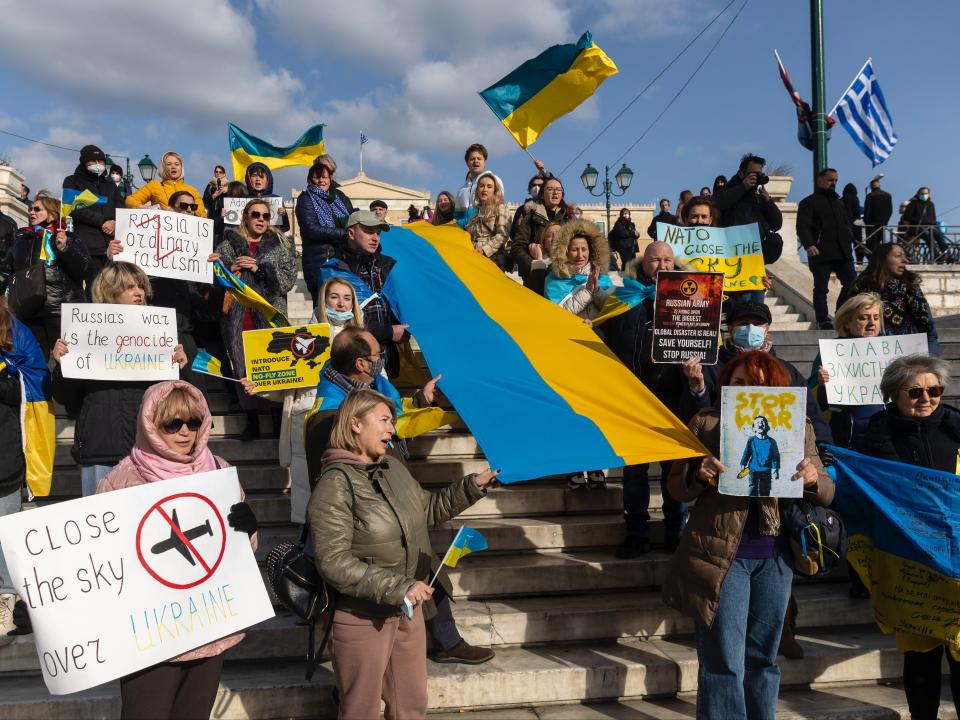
{"left": 580, "top": 163, "right": 634, "bottom": 233}
{"left": 104, "top": 154, "right": 158, "bottom": 189}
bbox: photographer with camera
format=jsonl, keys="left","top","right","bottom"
{"left": 714, "top": 154, "right": 784, "bottom": 302}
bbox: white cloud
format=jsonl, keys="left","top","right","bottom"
{"left": 592, "top": 0, "right": 723, "bottom": 37}
{"left": 4, "top": 127, "right": 110, "bottom": 194}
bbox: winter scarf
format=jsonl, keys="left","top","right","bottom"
{"left": 305, "top": 184, "right": 350, "bottom": 229}
{"left": 882, "top": 278, "right": 930, "bottom": 334}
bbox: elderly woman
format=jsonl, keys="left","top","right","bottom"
{"left": 856, "top": 355, "right": 960, "bottom": 720}
{"left": 309, "top": 389, "right": 498, "bottom": 720}
{"left": 294, "top": 156, "right": 355, "bottom": 306}
{"left": 125, "top": 151, "right": 205, "bottom": 216}
{"left": 663, "top": 350, "right": 834, "bottom": 720}
{"left": 97, "top": 381, "right": 257, "bottom": 719}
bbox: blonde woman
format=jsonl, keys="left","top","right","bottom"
{"left": 51, "top": 262, "right": 187, "bottom": 495}
{"left": 125, "top": 151, "right": 206, "bottom": 216}
{"left": 465, "top": 172, "right": 511, "bottom": 269}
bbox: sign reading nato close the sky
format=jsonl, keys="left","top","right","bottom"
{"left": 0, "top": 469, "right": 274, "bottom": 695}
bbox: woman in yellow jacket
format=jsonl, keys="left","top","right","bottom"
{"left": 124, "top": 151, "right": 206, "bottom": 216}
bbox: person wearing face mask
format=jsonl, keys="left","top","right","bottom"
{"left": 608, "top": 207, "right": 640, "bottom": 269}
{"left": 61, "top": 145, "right": 123, "bottom": 292}
{"left": 108, "top": 165, "right": 130, "bottom": 203}
{"left": 125, "top": 151, "right": 205, "bottom": 216}
{"left": 901, "top": 186, "right": 949, "bottom": 263}
{"left": 511, "top": 174, "right": 547, "bottom": 231}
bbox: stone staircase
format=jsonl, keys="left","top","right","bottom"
{"left": 2, "top": 283, "right": 956, "bottom": 719}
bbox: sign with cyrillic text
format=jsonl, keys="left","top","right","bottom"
{"left": 223, "top": 197, "right": 284, "bottom": 226}
{"left": 658, "top": 222, "right": 765, "bottom": 292}
{"left": 59, "top": 303, "right": 179, "bottom": 381}
{"left": 818, "top": 333, "right": 928, "bottom": 405}
{"left": 242, "top": 323, "right": 331, "bottom": 391}
{"left": 114, "top": 208, "right": 213, "bottom": 283}
{"left": 0, "top": 468, "right": 274, "bottom": 694}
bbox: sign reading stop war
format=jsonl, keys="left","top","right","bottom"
{"left": 242, "top": 323, "right": 332, "bottom": 392}
{"left": 114, "top": 208, "right": 214, "bottom": 284}
{"left": 59, "top": 303, "right": 180, "bottom": 381}
{"left": 223, "top": 197, "right": 284, "bottom": 226}
{"left": 658, "top": 222, "right": 766, "bottom": 292}
{"left": 652, "top": 271, "right": 724, "bottom": 364}
{"left": 819, "top": 333, "right": 928, "bottom": 405}
{"left": 0, "top": 469, "right": 274, "bottom": 695}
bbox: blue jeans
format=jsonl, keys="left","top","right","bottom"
{"left": 622, "top": 462, "right": 686, "bottom": 542}
{"left": 696, "top": 554, "right": 793, "bottom": 720}
{"left": 425, "top": 584, "right": 464, "bottom": 651}
{"left": 809, "top": 258, "right": 857, "bottom": 324}
{"left": 80, "top": 465, "right": 113, "bottom": 497}
{"left": 0, "top": 489, "right": 22, "bottom": 594}
{"left": 725, "top": 289, "right": 766, "bottom": 305}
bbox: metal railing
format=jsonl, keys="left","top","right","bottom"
{"left": 855, "top": 224, "right": 960, "bottom": 265}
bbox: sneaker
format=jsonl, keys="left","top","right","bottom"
{"left": 817, "top": 320, "right": 834, "bottom": 330}
{"left": 0, "top": 594, "right": 15, "bottom": 647}
{"left": 432, "top": 641, "right": 495, "bottom": 665}
{"left": 586, "top": 471, "right": 607, "bottom": 489}
{"left": 615, "top": 536, "right": 651, "bottom": 559}
{"left": 567, "top": 472, "right": 587, "bottom": 490}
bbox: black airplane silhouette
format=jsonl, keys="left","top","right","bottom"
{"left": 151, "top": 509, "right": 213, "bottom": 565}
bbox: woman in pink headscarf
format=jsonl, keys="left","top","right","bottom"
{"left": 97, "top": 380, "right": 259, "bottom": 720}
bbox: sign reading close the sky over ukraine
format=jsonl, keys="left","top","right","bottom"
{"left": 652, "top": 270, "right": 724, "bottom": 364}
{"left": 242, "top": 323, "right": 331, "bottom": 391}
{"left": 818, "top": 333, "right": 928, "bottom": 405}
{"left": 719, "top": 386, "right": 806, "bottom": 498}
{"left": 59, "top": 303, "right": 179, "bottom": 381}
{"left": 0, "top": 469, "right": 274, "bottom": 695}
{"left": 658, "top": 222, "right": 765, "bottom": 292}
{"left": 223, "top": 197, "right": 284, "bottom": 226}
{"left": 113, "top": 209, "right": 214, "bottom": 284}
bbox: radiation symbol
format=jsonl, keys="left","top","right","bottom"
{"left": 680, "top": 278, "right": 699, "bottom": 296}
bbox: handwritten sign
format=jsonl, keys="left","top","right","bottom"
{"left": 818, "top": 333, "right": 928, "bottom": 406}
{"left": 59, "top": 303, "right": 179, "bottom": 381}
{"left": 0, "top": 469, "right": 274, "bottom": 695}
{"left": 114, "top": 208, "right": 213, "bottom": 284}
{"left": 652, "top": 270, "right": 724, "bottom": 364}
{"left": 242, "top": 323, "right": 331, "bottom": 391}
{"left": 719, "top": 386, "right": 806, "bottom": 497}
{"left": 658, "top": 222, "right": 765, "bottom": 292}
{"left": 223, "top": 197, "right": 284, "bottom": 226}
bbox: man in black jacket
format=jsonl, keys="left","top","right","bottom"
{"left": 796, "top": 168, "right": 856, "bottom": 329}
{"left": 646, "top": 198, "right": 677, "bottom": 240}
{"left": 61, "top": 145, "right": 122, "bottom": 293}
{"left": 902, "top": 187, "right": 949, "bottom": 263}
{"left": 862, "top": 175, "right": 892, "bottom": 256}
{"left": 714, "top": 154, "right": 783, "bottom": 273}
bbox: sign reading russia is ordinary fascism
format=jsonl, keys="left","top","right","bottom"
{"left": 113, "top": 209, "right": 214, "bottom": 283}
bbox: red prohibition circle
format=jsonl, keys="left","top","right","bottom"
{"left": 289, "top": 330, "right": 314, "bottom": 358}
{"left": 135, "top": 492, "right": 227, "bottom": 590}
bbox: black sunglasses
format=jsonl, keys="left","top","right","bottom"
{"left": 249, "top": 210, "right": 271, "bottom": 220}
{"left": 903, "top": 386, "right": 944, "bottom": 400}
{"left": 177, "top": 202, "right": 198, "bottom": 212}
{"left": 160, "top": 417, "right": 203, "bottom": 434}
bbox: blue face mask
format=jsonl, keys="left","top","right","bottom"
{"left": 733, "top": 323, "right": 766, "bottom": 349}
{"left": 919, "top": 193, "right": 930, "bottom": 202}
{"left": 325, "top": 307, "right": 354, "bottom": 325}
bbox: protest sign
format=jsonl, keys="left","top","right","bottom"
{"left": 0, "top": 468, "right": 274, "bottom": 695}
{"left": 658, "top": 222, "right": 765, "bottom": 292}
{"left": 818, "top": 333, "right": 928, "bottom": 406}
{"left": 242, "top": 323, "right": 331, "bottom": 391}
{"left": 719, "top": 386, "right": 806, "bottom": 498}
{"left": 652, "top": 270, "right": 724, "bottom": 364}
{"left": 59, "top": 303, "right": 179, "bottom": 382}
{"left": 114, "top": 208, "right": 213, "bottom": 283}
{"left": 223, "top": 197, "right": 284, "bottom": 226}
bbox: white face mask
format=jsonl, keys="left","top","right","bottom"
{"left": 110, "top": 174, "right": 122, "bottom": 183}
{"left": 86, "top": 162, "right": 106, "bottom": 176}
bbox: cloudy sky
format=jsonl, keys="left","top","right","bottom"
{"left": 0, "top": 0, "right": 957, "bottom": 217}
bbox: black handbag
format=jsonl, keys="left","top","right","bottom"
{"left": 780, "top": 498, "right": 847, "bottom": 577}
{"left": 8, "top": 262, "right": 46, "bottom": 320}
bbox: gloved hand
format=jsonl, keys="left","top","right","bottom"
{"left": 228, "top": 502, "right": 258, "bottom": 536}
{"left": 9, "top": 599, "right": 32, "bottom": 636}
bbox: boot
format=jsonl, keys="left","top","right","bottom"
{"left": 240, "top": 410, "right": 260, "bottom": 442}
{"left": 778, "top": 593, "right": 803, "bottom": 659}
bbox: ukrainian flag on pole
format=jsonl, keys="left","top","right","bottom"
{"left": 479, "top": 31, "right": 618, "bottom": 149}
{"left": 441, "top": 527, "right": 489, "bottom": 568}
{"left": 228, "top": 123, "right": 326, "bottom": 180}
{"left": 60, "top": 188, "right": 106, "bottom": 219}
{"left": 212, "top": 261, "right": 290, "bottom": 328}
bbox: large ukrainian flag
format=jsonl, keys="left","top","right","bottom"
{"left": 228, "top": 123, "right": 325, "bottom": 180}
{"left": 478, "top": 31, "right": 618, "bottom": 149}
{"left": 379, "top": 222, "right": 707, "bottom": 483}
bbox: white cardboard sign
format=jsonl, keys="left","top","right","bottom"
{"left": 114, "top": 208, "right": 214, "bottom": 283}
{"left": 223, "top": 197, "right": 284, "bottom": 226}
{"left": 818, "top": 333, "right": 928, "bottom": 406}
{"left": 59, "top": 303, "right": 180, "bottom": 381}
{"left": 0, "top": 468, "right": 274, "bottom": 695}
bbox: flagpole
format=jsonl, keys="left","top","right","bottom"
{"left": 359, "top": 131, "right": 364, "bottom": 174}
{"left": 428, "top": 528, "right": 461, "bottom": 587}
{"left": 828, "top": 57, "right": 872, "bottom": 118}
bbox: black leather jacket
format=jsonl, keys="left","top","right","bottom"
{"left": 0, "top": 225, "right": 90, "bottom": 316}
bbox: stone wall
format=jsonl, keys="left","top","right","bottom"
{"left": 913, "top": 267, "right": 960, "bottom": 317}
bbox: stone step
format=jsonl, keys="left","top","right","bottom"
{"left": 53, "top": 436, "right": 281, "bottom": 468}
{"left": 0, "top": 627, "right": 903, "bottom": 719}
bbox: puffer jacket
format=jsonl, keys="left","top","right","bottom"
{"left": 0, "top": 225, "right": 90, "bottom": 315}
{"left": 855, "top": 402, "right": 960, "bottom": 473}
{"left": 308, "top": 449, "right": 485, "bottom": 619}
{"left": 507, "top": 200, "right": 572, "bottom": 279}
{"left": 125, "top": 178, "right": 206, "bottom": 217}
{"left": 62, "top": 163, "right": 123, "bottom": 256}
{"left": 662, "top": 410, "right": 834, "bottom": 628}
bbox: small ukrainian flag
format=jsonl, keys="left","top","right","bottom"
{"left": 213, "top": 261, "right": 290, "bottom": 328}
{"left": 228, "top": 123, "right": 325, "bottom": 180}
{"left": 191, "top": 351, "right": 238, "bottom": 381}
{"left": 61, "top": 188, "right": 106, "bottom": 218}
{"left": 441, "top": 527, "right": 489, "bottom": 568}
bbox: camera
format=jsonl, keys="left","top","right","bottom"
{"left": 753, "top": 172, "right": 769, "bottom": 186}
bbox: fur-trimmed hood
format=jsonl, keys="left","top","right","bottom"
{"left": 550, "top": 219, "right": 609, "bottom": 278}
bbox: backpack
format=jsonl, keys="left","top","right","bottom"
{"left": 780, "top": 498, "right": 846, "bottom": 576}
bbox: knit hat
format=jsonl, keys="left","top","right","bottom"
{"left": 79, "top": 145, "right": 106, "bottom": 164}
{"left": 726, "top": 300, "right": 772, "bottom": 326}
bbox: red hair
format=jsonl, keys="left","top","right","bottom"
{"left": 717, "top": 350, "right": 791, "bottom": 388}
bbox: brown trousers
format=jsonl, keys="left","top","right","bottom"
{"left": 331, "top": 607, "right": 428, "bottom": 720}
{"left": 119, "top": 654, "right": 224, "bottom": 720}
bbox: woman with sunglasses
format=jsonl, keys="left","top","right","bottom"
{"left": 217, "top": 199, "right": 297, "bottom": 440}
{"left": 508, "top": 175, "right": 574, "bottom": 284}
{"left": 96, "top": 380, "right": 257, "bottom": 720}
{"left": 0, "top": 192, "right": 90, "bottom": 359}
{"left": 855, "top": 354, "right": 959, "bottom": 719}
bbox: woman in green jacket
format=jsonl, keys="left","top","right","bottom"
{"left": 308, "top": 389, "right": 498, "bottom": 720}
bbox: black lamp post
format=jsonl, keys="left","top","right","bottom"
{"left": 580, "top": 163, "right": 634, "bottom": 232}
{"left": 137, "top": 154, "right": 158, "bottom": 183}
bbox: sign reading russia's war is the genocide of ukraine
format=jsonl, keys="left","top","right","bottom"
{"left": 658, "top": 222, "right": 765, "bottom": 292}
{"left": 59, "top": 303, "right": 180, "bottom": 381}
{"left": 818, "top": 333, "right": 928, "bottom": 405}
{"left": 113, "top": 208, "right": 213, "bottom": 284}
{"left": 242, "top": 323, "right": 332, "bottom": 392}
{"left": 0, "top": 469, "right": 274, "bottom": 695}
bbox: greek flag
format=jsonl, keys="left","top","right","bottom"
{"left": 834, "top": 59, "right": 897, "bottom": 166}
{"left": 360, "top": 131, "right": 368, "bottom": 145}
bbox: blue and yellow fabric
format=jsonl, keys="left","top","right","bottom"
{"left": 35, "top": 227, "right": 56, "bottom": 267}
{"left": 379, "top": 222, "right": 707, "bottom": 483}
{"left": 830, "top": 444, "right": 960, "bottom": 658}
{"left": 212, "top": 260, "right": 290, "bottom": 328}
{"left": 0, "top": 319, "right": 55, "bottom": 497}
{"left": 544, "top": 272, "right": 655, "bottom": 325}
{"left": 191, "top": 351, "right": 234, "bottom": 381}
{"left": 61, "top": 188, "right": 106, "bottom": 219}
{"left": 478, "top": 31, "right": 618, "bottom": 149}
{"left": 318, "top": 260, "right": 381, "bottom": 309}
{"left": 442, "top": 527, "right": 488, "bottom": 568}
{"left": 228, "top": 122, "right": 325, "bottom": 180}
